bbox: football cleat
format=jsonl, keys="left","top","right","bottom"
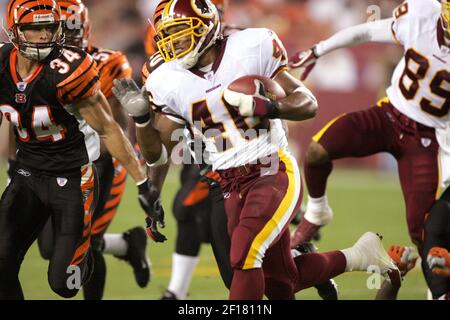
{"left": 160, "top": 289, "right": 179, "bottom": 300}
{"left": 427, "top": 247, "right": 450, "bottom": 277}
{"left": 291, "top": 199, "right": 333, "bottom": 248}
{"left": 387, "top": 245, "right": 418, "bottom": 277}
{"left": 291, "top": 219, "right": 321, "bottom": 248}
{"left": 290, "top": 204, "right": 322, "bottom": 241}
{"left": 294, "top": 242, "right": 339, "bottom": 300}
{"left": 348, "top": 232, "right": 401, "bottom": 286}
{"left": 116, "top": 227, "right": 151, "bottom": 288}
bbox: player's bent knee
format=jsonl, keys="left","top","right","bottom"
{"left": 265, "top": 278, "right": 295, "bottom": 300}
{"left": 50, "top": 285, "right": 79, "bottom": 299}
{"left": 48, "top": 271, "right": 82, "bottom": 298}
{"left": 230, "top": 226, "right": 262, "bottom": 269}
{"left": 306, "top": 142, "right": 330, "bottom": 165}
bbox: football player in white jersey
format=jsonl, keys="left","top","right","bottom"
{"left": 289, "top": 0, "right": 449, "bottom": 299}
{"left": 114, "top": 0, "right": 401, "bottom": 300}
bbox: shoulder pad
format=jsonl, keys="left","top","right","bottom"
{"left": 0, "top": 43, "right": 14, "bottom": 70}
{"left": 147, "top": 52, "right": 165, "bottom": 74}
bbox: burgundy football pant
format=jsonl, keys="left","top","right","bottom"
{"left": 219, "top": 149, "right": 346, "bottom": 299}
{"left": 306, "top": 100, "right": 439, "bottom": 245}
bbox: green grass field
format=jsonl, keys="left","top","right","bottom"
{"left": 0, "top": 165, "right": 428, "bottom": 300}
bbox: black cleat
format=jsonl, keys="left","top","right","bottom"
{"left": 294, "top": 242, "right": 338, "bottom": 300}
{"left": 161, "top": 289, "right": 179, "bottom": 300}
{"left": 118, "top": 227, "right": 151, "bottom": 288}
{"left": 82, "top": 248, "right": 95, "bottom": 286}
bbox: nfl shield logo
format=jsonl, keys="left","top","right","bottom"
{"left": 15, "top": 93, "right": 27, "bottom": 104}
{"left": 16, "top": 82, "right": 27, "bottom": 92}
{"left": 204, "top": 71, "right": 214, "bottom": 82}
{"left": 57, "top": 177, "right": 68, "bottom": 187}
{"left": 421, "top": 138, "right": 432, "bottom": 148}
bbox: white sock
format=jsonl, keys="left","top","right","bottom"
{"left": 306, "top": 195, "right": 328, "bottom": 210}
{"left": 167, "top": 253, "right": 200, "bottom": 300}
{"left": 340, "top": 247, "right": 357, "bottom": 272}
{"left": 103, "top": 233, "right": 128, "bottom": 256}
{"left": 304, "top": 195, "right": 333, "bottom": 225}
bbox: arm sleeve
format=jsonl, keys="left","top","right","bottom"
{"left": 315, "top": 18, "right": 397, "bottom": 57}
{"left": 146, "top": 79, "right": 186, "bottom": 125}
{"left": 260, "top": 29, "right": 289, "bottom": 79}
{"left": 56, "top": 54, "right": 101, "bottom": 105}
{"left": 390, "top": 1, "right": 410, "bottom": 46}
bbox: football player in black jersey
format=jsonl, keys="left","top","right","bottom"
{"left": 0, "top": 0, "right": 164, "bottom": 299}
{"left": 33, "top": 0, "right": 152, "bottom": 300}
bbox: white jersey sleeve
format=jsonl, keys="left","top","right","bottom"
{"left": 315, "top": 18, "right": 396, "bottom": 57}
{"left": 259, "top": 29, "right": 289, "bottom": 78}
{"left": 391, "top": 1, "right": 410, "bottom": 45}
{"left": 145, "top": 66, "right": 187, "bottom": 125}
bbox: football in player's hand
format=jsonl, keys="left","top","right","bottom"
{"left": 227, "top": 75, "right": 286, "bottom": 101}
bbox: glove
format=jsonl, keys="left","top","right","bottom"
{"left": 387, "top": 245, "right": 418, "bottom": 277}
{"left": 145, "top": 216, "right": 167, "bottom": 243}
{"left": 137, "top": 179, "right": 167, "bottom": 242}
{"left": 112, "top": 78, "right": 151, "bottom": 124}
{"left": 223, "top": 80, "right": 280, "bottom": 119}
{"left": 288, "top": 47, "right": 318, "bottom": 81}
{"left": 427, "top": 247, "right": 450, "bottom": 277}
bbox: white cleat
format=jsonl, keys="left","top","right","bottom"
{"left": 344, "top": 232, "right": 401, "bottom": 286}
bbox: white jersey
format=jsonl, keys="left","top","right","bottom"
{"left": 146, "top": 28, "right": 291, "bottom": 170}
{"left": 387, "top": 0, "right": 450, "bottom": 129}
{"left": 436, "top": 125, "right": 450, "bottom": 189}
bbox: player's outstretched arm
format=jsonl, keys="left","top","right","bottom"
{"left": 112, "top": 78, "right": 164, "bottom": 164}
{"left": 76, "top": 91, "right": 167, "bottom": 242}
{"left": 108, "top": 95, "right": 130, "bottom": 135}
{"left": 76, "top": 91, "right": 146, "bottom": 183}
{"left": 289, "top": 18, "right": 395, "bottom": 80}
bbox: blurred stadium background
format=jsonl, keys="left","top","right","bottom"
{"left": 0, "top": 0, "right": 429, "bottom": 299}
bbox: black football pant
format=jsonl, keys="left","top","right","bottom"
{"left": 173, "top": 164, "right": 232, "bottom": 289}
{"left": 0, "top": 163, "right": 97, "bottom": 299}
{"left": 37, "top": 156, "right": 120, "bottom": 300}
{"left": 422, "top": 186, "right": 450, "bottom": 299}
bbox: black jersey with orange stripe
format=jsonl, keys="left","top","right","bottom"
{"left": 0, "top": 43, "right": 101, "bottom": 173}
{"left": 87, "top": 46, "right": 132, "bottom": 98}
